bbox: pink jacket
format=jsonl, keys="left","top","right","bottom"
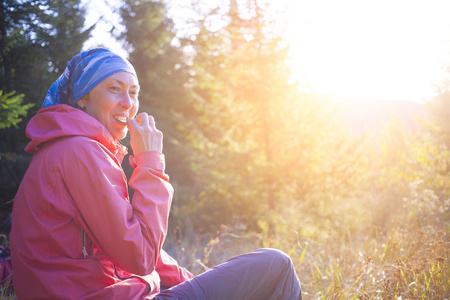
{"left": 10, "top": 105, "right": 193, "bottom": 299}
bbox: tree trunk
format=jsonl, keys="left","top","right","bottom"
{"left": 0, "top": 0, "right": 12, "bottom": 92}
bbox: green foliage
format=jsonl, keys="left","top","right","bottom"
{"left": 165, "top": 1, "right": 368, "bottom": 234}
{"left": 119, "top": 0, "right": 186, "bottom": 131}
{"left": 0, "top": 91, "right": 33, "bottom": 129}
{"left": 1, "top": 0, "right": 93, "bottom": 109}
{"left": 0, "top": 0, "right": 91, "bottom": 206}
{"left": 168, "top": 124, "right": 449, "bottom": 299}
{"left": 41, "top": 0, "right": 93, "bottom": 74}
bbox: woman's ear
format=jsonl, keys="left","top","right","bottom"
{"left": 76, "top": 97, "right": 88, "bottom": 110}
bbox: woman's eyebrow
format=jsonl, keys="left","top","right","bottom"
{"left": 108, "top": 79, "right": 140, "bottom": 90}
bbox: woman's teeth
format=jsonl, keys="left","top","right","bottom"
{"left": 114, "top": 116, "right": 127, "bottom": 124}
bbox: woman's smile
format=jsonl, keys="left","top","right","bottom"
{"left": 113, "top": 115, "right": 128, "bottom": 124}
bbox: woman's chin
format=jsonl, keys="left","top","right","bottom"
{"left": 112, "top": 130, "right": 128, "bottom": 141}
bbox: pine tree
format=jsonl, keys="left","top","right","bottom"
{"left": 1, "top": 0, "right": 92, "bottom": 108}
{"left": 174, "top": 0, "right": 295, "bottom": 229}
{"left": 177, "top": 0, "right": 367, "bottom": 234}
{"left": 0, "top": 0, "right": 92, "bottom": 208}
{"left": 119, "top": 0, "right": 196, "bottom": 191}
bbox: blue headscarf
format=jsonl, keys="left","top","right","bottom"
{"left": 42, "top": 48, "right": 137, "bottom": 107}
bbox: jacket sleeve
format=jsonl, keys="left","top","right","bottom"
{"left": 59, "top": 137, "right": 173, "bottom": 276}
{"left": 155, "top": 249, "right": 195, "bottom": 286}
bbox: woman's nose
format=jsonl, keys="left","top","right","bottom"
{"left": 120, "top": 93, "right": 133, "bottom": 110}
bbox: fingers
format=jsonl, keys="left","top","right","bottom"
{"left": 126, "top": 116, "right": 139, "bottom": 129}
{"left": 148, "top": 115, "right": 156, "bottom": 129}
{"left": 135, "top": 113, "right": 148, "bottom": 126}
{"left": 133, "top": 113, "right": 156, "bottom": 126}
{"left": 128, "top": 113, "right": 152, "bottom": 128}
{"left": 127, "top": 112, "right": 163, "bottom": 155}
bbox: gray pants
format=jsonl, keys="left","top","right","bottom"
{"left": 155, "top": 248, "right": 303, "bottom": 300}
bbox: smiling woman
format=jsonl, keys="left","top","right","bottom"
{"left": 9, "top": 47, "right": 303, "bottom": 299}
{"left": 10, "top": 48, "right": 176, "bottom": 299}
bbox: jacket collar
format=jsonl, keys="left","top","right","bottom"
{"left": 25, "top": 104, "right": 128, "bottom": 163}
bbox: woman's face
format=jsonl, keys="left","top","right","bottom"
{"left": 78, "top": 72, "right": 140, "bottom": 140}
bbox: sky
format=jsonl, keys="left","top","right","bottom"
{"left": 83, "top": 0, "right": 450, "bottom": 103}
{"left": 280, "top": 0, "right": 450, "bottom": 103}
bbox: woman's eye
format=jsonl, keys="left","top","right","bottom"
{"left": 110, "top": 87, "right": 120, "bottom": 92}
{"left": 130, "top": 91, "right": 139, "bottom": 98}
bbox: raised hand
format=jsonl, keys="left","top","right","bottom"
{"left": 127, "top": 113, "right": 163, "bottom": 155}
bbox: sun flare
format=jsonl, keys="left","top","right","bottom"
{"left": 278, "top": 0, "right": 450, "bottom": 103}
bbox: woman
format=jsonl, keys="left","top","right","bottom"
{"left": 10, "top": 48, "right": 302, "bottom": 299}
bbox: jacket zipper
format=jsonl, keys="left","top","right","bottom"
{"left": 80, "top": 229, "right": 151, "bottom": 294}
{"left": 81, "top": 229, "right": 88, "bottom": 258}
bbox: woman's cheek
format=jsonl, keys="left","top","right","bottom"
{"left": 133, "top": 100, "right": 139, "bottom": 117}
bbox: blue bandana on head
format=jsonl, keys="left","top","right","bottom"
{"left": 42, "top": 48, "right": 137, "bottom": 107}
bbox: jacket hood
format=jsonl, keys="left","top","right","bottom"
{"left": 25, "top": 104, "right": 127, "bottom": 161}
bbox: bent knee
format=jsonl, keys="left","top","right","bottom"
{"left": 255, "top": 248, "right": 293, "bottom": 267}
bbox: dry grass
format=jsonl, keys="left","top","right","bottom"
{"left": 167, "top": 140, "right": 450, "bottom": 299}
{"left": 0, "top": 279, "right": 15, "bottom": 300}
{"left": 168, "top": 183, "right": 449, "bottom": 299}
{"left": 168, "top": 219, "right": 448, "bottom": 299}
